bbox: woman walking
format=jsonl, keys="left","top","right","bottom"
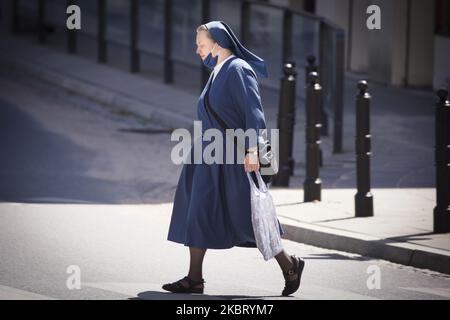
{"left": 163, "top": 21, "right": 305, "bottom": 296}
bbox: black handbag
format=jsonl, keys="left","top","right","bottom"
{"left": 204, "top": 78, "right": 277, "bottom": 184}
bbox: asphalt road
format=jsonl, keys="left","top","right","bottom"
{"left": 0, "top": 71, "right": 449, "bottom": 300}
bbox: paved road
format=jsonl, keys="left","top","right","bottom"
{"left": 0, "top": 68, "right": 179, "bottom": 204}
{"left": 0, "top": 72, "right": 449, "bottom": 300}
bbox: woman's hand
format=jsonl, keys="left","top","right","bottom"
{"left": 244, "top": 148, "right": 260, "bottom": 172}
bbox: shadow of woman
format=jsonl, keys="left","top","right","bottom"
{"left": 129, "top": 291, "right": 283, "bottom": 300}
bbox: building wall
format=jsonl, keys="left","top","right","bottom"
{"left": 433, "top": 35, "right": 450, "bottom": 89}
{"left": 349, "top": 0, "right": 370, "bottom": 72}
{"left": 407, "top": 0, "right": 435, "bottom": 87}
{"left": 316, "top": 0, "right": 437, "bottom": 88}
{"left": 367, "top": 0, "right": 435, "bottom": 87}
{"left": 287, "top": 0, "right": 305, "bottom": 11}
{"left": 315, "top": 0, "right": 351, "bottom": 69}
{"left": 369, "top": 0, "right": 408, "bottom": 86}
{"left": 268, "top": 0, "right": 306, "bottom": 11}
{"left": 0, "top": 0, "right": 14, "bottom": 31}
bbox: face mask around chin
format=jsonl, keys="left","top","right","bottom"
{"left": 202, "top": 44, "right": 219, "bottom": 70}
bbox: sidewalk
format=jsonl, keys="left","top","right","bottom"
{"left": 270, "top": 188, "right": 450, "bottom": 275}
{"left": 1, "top": 31, "right": 448, "bottom": 275}
{"left": 0, "top": 32, "right": 196, "bottom": 131}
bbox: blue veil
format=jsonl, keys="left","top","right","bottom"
{"left": 204, "top": 21, "right": 268, "bottom": 78}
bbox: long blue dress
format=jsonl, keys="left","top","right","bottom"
{"left": 167, "top": 56, "right": 281, "bottom": 249}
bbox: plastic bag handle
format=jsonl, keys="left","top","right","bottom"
{"left": 246, "top": 172, "right": 268, "bottom": 193}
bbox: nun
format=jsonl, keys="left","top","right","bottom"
{"left": 163, "top": 21, "right": 305, "bottom": 296}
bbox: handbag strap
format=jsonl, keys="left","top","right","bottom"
{"left": 204, "top": 74, "right": 230, "bottom": 131}
{"left": 204, "top": 76, "right": 267, "bottom": 157}
{"left": 205, "top": 73, "right": 264, "bottom": 188}
{"left": 204, "top": 74, "right": 244, "bottom": 151}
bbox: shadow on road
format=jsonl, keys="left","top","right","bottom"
{"left": 130, "top": 290, "right": 289, "bottom": 300}
{"left": 0, "top": 98, "right": 150, "bottom": 204}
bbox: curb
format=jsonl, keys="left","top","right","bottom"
{"left": 0, "top": 53, "right": 194, "bottom": 131}
{"left": 278, "top": 216, "right": 450, "bottom": 275}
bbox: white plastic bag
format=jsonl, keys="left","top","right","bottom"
{"left": 247, "top": 171, "right": 284, "bottom": 261}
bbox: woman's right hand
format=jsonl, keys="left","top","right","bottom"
{"left": 244, "top": 151, "right": 260, "bottom": 172}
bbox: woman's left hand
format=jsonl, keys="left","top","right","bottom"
{"left": 244, "top": 152, "right": 260, "bottom": 172}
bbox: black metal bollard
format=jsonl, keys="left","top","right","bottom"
{"left": 12, "top": 0, "right": 19, "bottom": 33}
{"left": 305, "top": 55, "right": 317, "bottom": 84}
{"left": 306, "top": 55, "right": 328, "bottom": 139}
{"left": 354, "top": 81, "right": 374, "bottom": 217}
{"left": 66, "top": 0, "right": 77, "bottom": 54}
{"left": 38, "top": 0, "right": 46, "bottom": 44}
{"left": 272, "top": 62, "right": 297, "bottom": 186}
{"left": 163, "top": 0, "right": 173, "bottom": 84}
{"left": 433, "top": 88, "right": 450, "bottom": 233}
{"left": 130, "top": 0, "right": 140, "bottom": 73}
{"left": 286, "top": 62, "right": 297, "bottom": 176}
{"left": 303, "top": 72, "right": 322, "bottom": 202}
{"left": 333, "top": 29, "right": 345, "bottom": 154}
{"left": 305, "top": 55, "right": 324, "bottom": 167}
{"left": 97, "top": 0, "right": 107, "bottom": 63}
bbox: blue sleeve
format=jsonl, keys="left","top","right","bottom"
{"left": 228, "top": 65, "right": 267, "bottom": 150}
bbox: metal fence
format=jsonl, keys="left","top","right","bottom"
{"left": 10, "top": 0, "right": 345, "bottom": 152}
{"left": 241, "top": 0, "right": 344, "bottom": 151}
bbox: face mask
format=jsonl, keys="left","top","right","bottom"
{"left": 202, "top": 44, "right": 219, "bottom": 70}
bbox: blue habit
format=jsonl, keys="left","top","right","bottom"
{"left": 167, "top": 56, "right": 282, "bottom": 249}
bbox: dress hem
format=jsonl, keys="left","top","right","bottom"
{"left": 167, "top": 237, "right": 257, "bottom": 250}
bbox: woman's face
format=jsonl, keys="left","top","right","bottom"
{"left": 196, "top": 31, "right": 217, "bottom": 61}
